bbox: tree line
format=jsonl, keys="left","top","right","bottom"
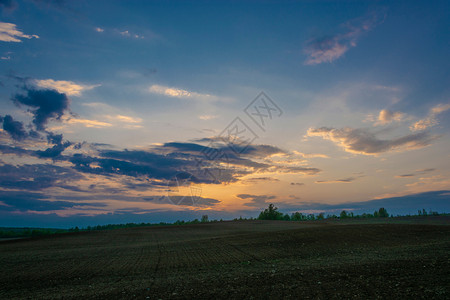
{"left": 0, "top": 206, "right": 446, "bottom": 238}
{"left": 256, "top": 203, "right": 441, "bottom": 221}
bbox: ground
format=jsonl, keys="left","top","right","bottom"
{"left": 0, "top": 217, "right": 449, "bottom": 299}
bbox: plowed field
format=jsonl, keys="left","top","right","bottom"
{"left": 1, "top": 220, "right": 449, "bottom": 299}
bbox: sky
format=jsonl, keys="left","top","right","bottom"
{"left": 0, "top": 0, "right": 449, "bottom": 228}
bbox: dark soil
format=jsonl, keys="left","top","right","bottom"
{"left": 0, "top": 219, "right": 449, "bottom": 299}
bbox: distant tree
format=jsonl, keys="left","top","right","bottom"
{"left": 201, "top": 215, "right": 209, "bottom": 223}
{"left": 340, "top": 210, "right": 348, "bottom": 219}
{"left": 283, "top": 213, "right": 291, "bottom": 221}
{"left": 258, "top": 204, "right": 284, "bottom": 220}
{"left": 292, "top": 212, "right": 308, "bottom": 221}
{"left": 317, "top": 213, "right": 325, "bottom": 220}
{"left": 378, "top": 207, "right": 389, "bottom": 218}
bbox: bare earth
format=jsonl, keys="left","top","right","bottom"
{"left": 0, "top": 218, "right": 449, "bottom": 299}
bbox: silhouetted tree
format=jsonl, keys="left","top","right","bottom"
{"left": 258, "top": 204, "right": 284, "bottom": 220}
{"left": 378, "top": 207, "right": 389, "bottom": 218}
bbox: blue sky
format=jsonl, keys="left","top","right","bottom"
{"left": 0, "top": 0, "right": 449, "bottom": 227}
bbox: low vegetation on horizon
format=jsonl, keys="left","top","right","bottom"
{"left": 1, "top": 205, "right": 447, "bottom": 239}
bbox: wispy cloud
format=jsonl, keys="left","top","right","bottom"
{"left": 33, "top": 79, "right": 100, "bottom": 96}
{"left": 94, "top": 27, "right": 104, "bottom": 33}
{"left": 198, "top": 115, "right": 218, "bottom": 120}
{"left": 315, "top": 177, "right": 356, "bottom": 184}
{"left": 148, "top": 84, "right": 216, "bottom": 100}
{"left": 410, "top": 103, "right": 450, "bottom": 131}
{"left": 395, "top": 174, "right": 415, "bottom": 178}
{"left": 306, "top": 126, "right": 436, "bottom": 155}
{"left": 119, "top": 30, "right": 144, "bottom": 39}
{"left": 304, "top": 10, "right": 385, "bottom": 65}
{"left": 64, "top": 117, "right": 112, "bottom": 128}
{"left": 0, "top": 22, "right": 39, "bottom": 42}
{"left": 395, "top": 168, "right": 435, "bottom": 178}
{"left": 1, "top": 51, "right": 12, "bottom": 60}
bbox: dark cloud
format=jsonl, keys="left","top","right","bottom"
{"left": 417, "top": 168, "right": 435, "bottom": 173}
{"left": 243, "top": 177, "right": 280, "bottom": 184}
{"left": 290, "top": 182, "right": 304, "bottom": 186}
{"left": 158, "top": 141, "right": 318, "bottom": 176}
{"left": 12, "top": 88, "right": 70, "bottom": 131}
{"left": 0, "top": 163, "right": 84, "bottom": 191}
{"left": 0, "top": 190, "right": 105, "bottom": 212}
{"left": 0, "top": 144, "right": 33, "bottom": 156}
{"left": 307, "top": 127, "right": 436, "bottom": 155}
{"left": 69, "top": 151, "right": 198, "bottom": 184}
{"left": 315, "top": 177, "right": 356, "bottom": 184}
{"left": 0, "top": 115, "right": 28, "bottom": 141}
{"left": 395, "top": 168, "right": 435, "bottom": 178}
{"left": 36, "top": 132, "right": 72, "bottom": 159}
{"left": 395, "top": 174, "right": 415, "bottom": 178}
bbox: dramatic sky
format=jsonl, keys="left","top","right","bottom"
{"left": 1, "top": 0, "right": 449, "bottom": 227}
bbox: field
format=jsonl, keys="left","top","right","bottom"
{"left": 1, "top": 218, "right": 449, "bottom": 299}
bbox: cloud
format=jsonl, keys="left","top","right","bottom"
{"left": 199, "top": 115, "right": 218, "bottom": 120}
{"left": 114, "top": 115, "right": 142, "bottom": 123}
{"left": 119, "top": 30, "right": 144, "bottom": 39}
{"left": 0, "top": 190, "right": 105, "bottom": 212}
{"left": 304, "top": 10, "right": 385, "bottom": 65}
{"left": 33, "top": 79, "right": 99, "bottom": 96}
{"left": 64, "top": 117, "right": 112, "bottom": 128}
{"left": 375, "top": 109, "right": 404, "bottom": 126}
{"left": 395, "top": 174, "right": 415, "bottom": 178}
{"left": 35, "top": 132, "right": 72, "bottom": 159}
{"left": 1, "top": 51, "right": 12, "bottom": 60}
{"left": 95, "top": 27, "right": 104, "bottom": 33}
{"left": 0, "top": 115, "right": 28, "bottom": 141}
{"left": 12, "top": 87, "right": 70, "bottom": 131}
{"left": 242, "top": 177, "right": 280, "bottom": 184}
{"left": 148, "top": 84, "right": 214, "bottom": 100}
{"left": 416, "top": 168, "right": 435, "bottom": 173}
{"left": 0, "top": 22, "right": 39, "bottom": 42}
{"left": 306, "top": 126, "right": 435, "bottom": 155}
{"left": 290, "top": 182, "right": 304, "bottom": 186}
{"left": 410, "top": 103, "right": 450, "bottom": 131}
{"left": 0, "top": 163, "right": 84, "bottom": 191}
{"left": 236, "top": 194, "right": 277, "bottom": 208}
{"left": 395, "top": 168, "right": 435, "bottom": 178}
{"left": 315, "top": 177, "right": 356, "bottom": 183}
